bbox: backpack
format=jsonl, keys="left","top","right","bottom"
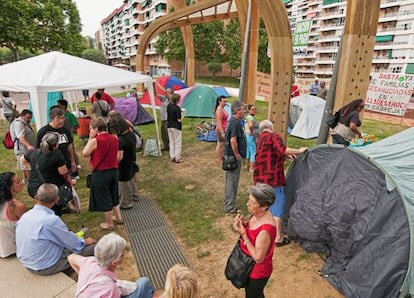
{"left": 3, "top": 130, "right": 15, "bottom": 149}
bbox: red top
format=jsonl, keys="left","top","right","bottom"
{"left": 90, "top": 92, "right": 115, "bottom": 106}
{"left": 90, "top": 133, "right": 118, "bottom": 170}
{"left": 253, "top": 131, "right": 286, "bottom": 187}
{"left": 240, "top": 223, "right": 276, "bottom": 279}
{"left": 291, "top": 85, "right": 300, "bottom": 97}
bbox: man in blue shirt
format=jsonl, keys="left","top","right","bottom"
{"left": 309, "top": 77, "right": 321, "bottom": 96}
{"left": 16, "top": 183, "right": 96, "bottom": 275}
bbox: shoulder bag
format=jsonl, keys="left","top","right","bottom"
{"left": 222, "top": 155, "right": 238, "bottom": 171}
{"left": 327, "top": 110, "right": 340, "bottom": 128}
{"left": 225, "top": 237, "right": 255, "bottom": 289}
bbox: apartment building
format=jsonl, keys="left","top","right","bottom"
{"left": 100, "top": 0, "right": 170, "bottom": 75}
{"left": 286, "top": 0, "right": 414, "bottom": 89}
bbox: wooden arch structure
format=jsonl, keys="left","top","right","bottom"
{"left": 136, "top": 0, "right": 381, "bottom": 142}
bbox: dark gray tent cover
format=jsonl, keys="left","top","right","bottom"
{"left": 285, "top": 128, "right": 414, "bottom": 298}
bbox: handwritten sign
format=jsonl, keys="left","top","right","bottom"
{"left": 256, "top": 72, "right": 271, "bottom": 101}
{"left": 365, "top": 73, "right": 414, "bottom": 116}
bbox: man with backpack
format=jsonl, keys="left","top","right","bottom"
{"left": 10, "top": 109, "right": 36, "bottom": 182}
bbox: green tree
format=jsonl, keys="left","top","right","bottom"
{"left": 81, "top": 49, "right": 106, "bottom": 64}
{"left": 0, "top": 0, "right": 38, "bottom": 60}
{"left": 257, "top": 19, "right": 271, "bottom": 73}
{"left": 32, "top": 0, "right": 85, "bottom": 55}
{"left": 193, "top": 21, "right": 224, "bottom": 63}
{"left": 155, "top": 29, "right": 185, "bottom": 63}
{"left": 0, "top": 0, "right": 85, "bottom": 61}
{"left": 223, "top": 19, "right": 241, "bottom": 76}
{"left": 207, "top": 61, "right": 223, "bottom": 78}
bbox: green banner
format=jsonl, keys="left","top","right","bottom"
{"left": 292, "top": 19, "right": 313, "bottom": 56}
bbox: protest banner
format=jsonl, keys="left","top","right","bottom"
{"left": 293, "top": 19, "right": 313, "bottom": 57}
{"left": 365, "top": 73, "right": 414, "bottom": 116}
{"left": 256, "top": 72, "right": 271, "bottom": 101}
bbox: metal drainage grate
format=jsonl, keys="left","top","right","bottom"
{"left": 122, "top": 196, "right": 190, "bottom": 290}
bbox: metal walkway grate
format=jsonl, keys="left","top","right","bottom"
{"left": 121, "top": 196, "right": 190, "bottom": 290}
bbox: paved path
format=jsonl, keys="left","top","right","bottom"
{"left": 0, "top": 257, "right": 76, "bottom": 298}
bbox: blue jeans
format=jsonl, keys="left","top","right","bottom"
{"left": 123, "top": 277, "right": 154, "bottom": 298}
{"left": 224, "top": 159, "right": 242, "bottom": 212}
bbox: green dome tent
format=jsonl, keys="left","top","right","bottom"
{"left": 285, "top": 128, "right": 414, "bottom": 297}
{"left": 176, "top": 85, "right": 218, "bottom": 118}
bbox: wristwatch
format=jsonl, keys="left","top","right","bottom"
{"left": 243, "top": 238, "right": 249, "bottom": 246}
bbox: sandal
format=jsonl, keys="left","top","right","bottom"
{"left": 275, "top": 237, "right": 291, "bottom": 247}
{"left": 100, "top": 223, "right": 115, "bottom": 230}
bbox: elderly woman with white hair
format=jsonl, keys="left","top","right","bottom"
{"left": 68, "top": 233, "right": 154, "bottom": 298}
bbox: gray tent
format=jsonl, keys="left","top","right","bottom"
{"left": 285, "top": 128, "right": 414, "bottom": 298}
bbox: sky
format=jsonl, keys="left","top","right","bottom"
{"left": 73, "top": 0, "right": 124, "bottom": 37}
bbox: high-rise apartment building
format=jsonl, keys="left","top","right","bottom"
{"left": 286, "top": 0, "right": 414, "bottom": 86}
{"left": 100, "top": 0, "right": 169, "bottom": 75}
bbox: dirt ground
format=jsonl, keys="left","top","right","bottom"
{"left": 114, "top": 140, "right": 344, "bottom": 298}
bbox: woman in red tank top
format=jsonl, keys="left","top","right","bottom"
{"left": 233, "top": 183, "right": 276, "bottom": 298}
{"left": 82, "top": 117, "right": 123, "bottom": 230}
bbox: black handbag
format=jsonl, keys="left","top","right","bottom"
{"left": 225, "top": 238, "right": 255, "bottom": 289}
{"left": 58, "top": 184, "right": 73, "bottom": 207}
{"left": 222, "top": 155, "right": 238, "bottom": 171}
{"left": 86, "top": 174, "right": 92, "bottom": 188}
{"left": 327, "top": 111, "right": 340, "bottom": 128}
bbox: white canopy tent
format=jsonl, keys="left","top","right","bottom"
{"left": 0, "top": 51, "right": 160, "bottom": 154}
{"left": 289, "top": 94, "right": 326, "bottom": 139}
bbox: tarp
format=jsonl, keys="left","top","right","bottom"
{"left": 114, "top": 97, "right": 154, "bottom": 125}
{"left": 213, "top": 86, "right": 231, "bottom": 98}
{"left": 140, "top": 75, "right": 187, "bottom": 107}
{"left": 0, "top": 51, "right": 159, "bottom": 149}
{"left": 289, "top": 94, "right": 326, "bottom": 139}
{"left": 285, "top": 128, "right": 414, "bottom": 297}
{"left": 176, "top": 85, "right": 218, "bottom": 118}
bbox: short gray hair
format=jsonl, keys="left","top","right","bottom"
{"left": 94, "top": 233, "right": 127, "bottom": 269}
{"left": 231, "top": 100, "right": 243, "bottom": 114}
{"left": 50, "top": 107, "right": 64, "bottom": 119}
{"left": 36, "top": 183, "right": 59, "bottom": 203}
{"left": 250, "top": 183, "right": 275, "bottom": 207}
{"left": 259, "top": 119, "right": 273, "bottom": 133}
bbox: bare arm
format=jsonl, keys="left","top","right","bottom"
{"left": 117, "top": 150, "right": 123, "bottom": 162}
{"left": 58, "top": 164, "right": 73, "bottom": 186}
{"left": 349, "top": 122, "right": 362, "bottom": 138}
{"left": 67, "top": 254, "right": 82, "bottom": 274}
{"left": 82, "top": 138, "right": 97, "bottom": 158}
{"left": 18, "top": 136, "right": 34, "bottom": 151}
{"left": 230, "top": 136, "right": 241, "bottom": 160}
{"left": 285, "top": 147, "right": 308, "bottom": 160}
{"left": 243, "top": 230, "right": 271, "bottom": 263}
{"left": 68, "top": 143, "right": 77, "bottom": 173}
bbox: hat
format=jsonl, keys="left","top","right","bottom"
{"left": 315, "top": 77, "right": 319, "bottom": 81}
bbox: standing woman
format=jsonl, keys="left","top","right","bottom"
{"left": 167, "top": 94, "right": 184, "bottom": 163}
{"left": 331, "top": 99, "right": 365, "bottom": 146}
{"left": 214, "top": 96, "right": 229, "bottom": 163}
{"left": 232, "top": 183, "right": 276, "bottom": 298}
{"left": 108, "top": 112, "right": 138, "bottom": 210}
{"left": 0, "top": 172, "right": 26, "bottom": 258}
{"left": 82, "top": 117, "right": 122, "bottom": 230}
{"left": 245, "top": 105, "right": 259, "bottom": 172}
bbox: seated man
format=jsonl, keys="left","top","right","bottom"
{"left": 16, "top": 183, "right": 96, "bottom": 275}
{"left": 68, "top": 233, "right": 154, "bottom": 298}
